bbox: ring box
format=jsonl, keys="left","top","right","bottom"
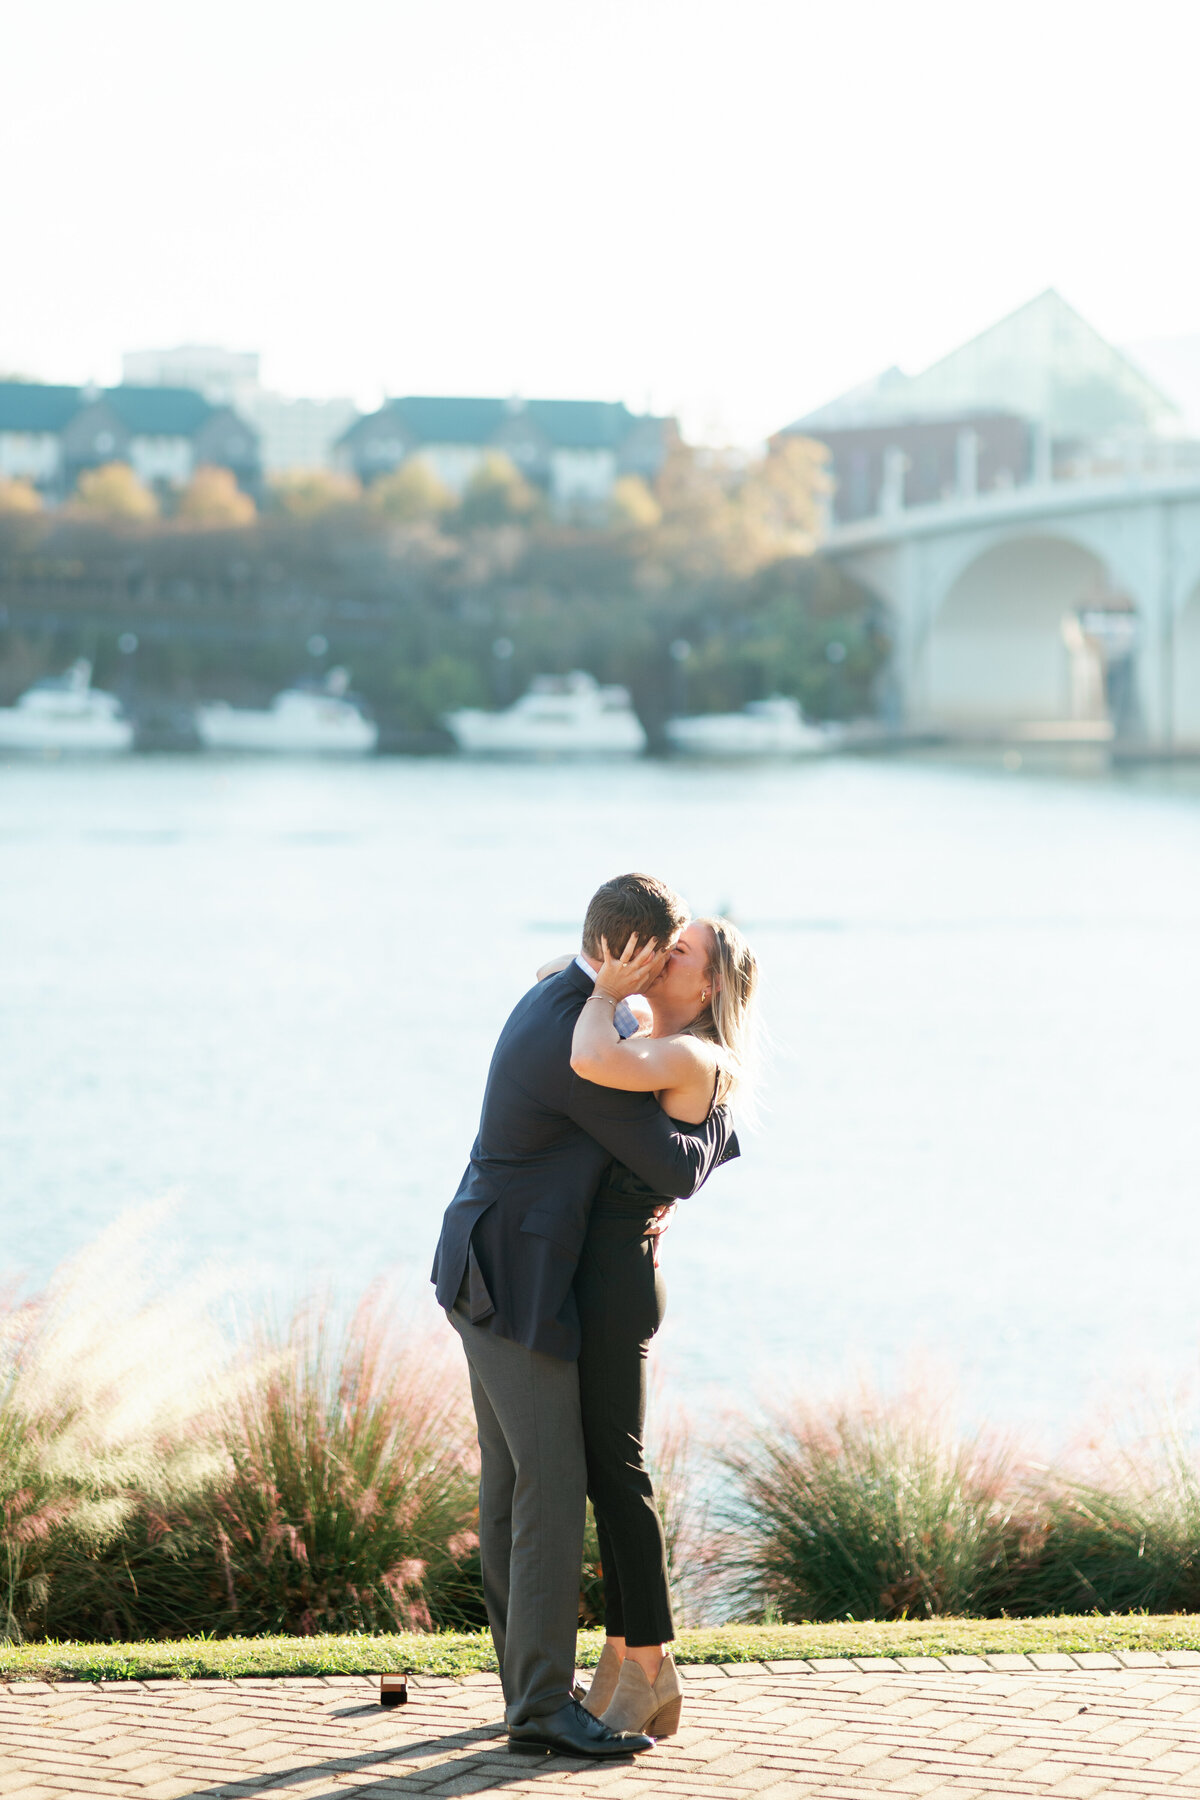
{"left": 380, "top": 1674, "right": 408, "bottom": 1707}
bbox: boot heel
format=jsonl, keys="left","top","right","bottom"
{"left": 648, "top": 1695, "right": 682, "bottom": 1736}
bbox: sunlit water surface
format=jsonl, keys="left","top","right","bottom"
{"left": 3, "top": 750, "right": 1199, "bottom": 1444}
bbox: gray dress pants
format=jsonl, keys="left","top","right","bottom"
{"left": 448, "top": 1283, "right": 587, "bottom": 1726}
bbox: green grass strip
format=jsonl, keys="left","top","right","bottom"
{"left": 8, "top": 1617, "right": 1200, "bottom": 1682}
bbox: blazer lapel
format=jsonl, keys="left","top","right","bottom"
{"left": 563, "top": 958, "right": 594, "bottom": 998}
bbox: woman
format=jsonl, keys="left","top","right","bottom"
{"left": 537, "top": 917, "right": 757, "bottom": 1738}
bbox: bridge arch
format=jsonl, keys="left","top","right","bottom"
{"left": 922, "top": 533, "right": 1119, "bottom": 726}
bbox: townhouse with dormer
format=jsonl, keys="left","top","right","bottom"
{"left": 336, "top": 395, "right": 674, "bottom": 509}
{"left": 0, "top": 382, "right": 261, "bottom": 500}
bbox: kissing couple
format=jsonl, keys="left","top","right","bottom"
{"left": 432, "top": 871, "right": 757, "bottom": 1759}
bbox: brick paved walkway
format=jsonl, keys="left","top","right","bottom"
{"left": 7, "top": 1655, "right": 1200, "bottom": 1799}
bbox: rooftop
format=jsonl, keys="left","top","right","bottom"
{"left": 98, "top": 385, "right": 217, "bottom": 435}
{"left": 0, "top": 383, "right": 87, "bottom": 433}
{"left": 0, "top": 380, "right": 252, "bottom": 442}
{"left": 344, "top": 395, "right": 659, "bottom": 451}
{"left": 790, "top": 290, "right": 1183, "bottom": 440}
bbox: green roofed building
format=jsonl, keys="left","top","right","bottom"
{"left": 338, "top": 394, "right": 675, "bottom": 510}
{"left": 0, "top": 384, "right": 88, "bottom": 490}
{"left": 0, "top": 381, "right": 260, "bottom": 499}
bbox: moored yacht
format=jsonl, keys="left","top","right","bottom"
{"left": 194, "top": 668, "right": 378, "bottom": 754}
{"left": 444, "top": 671, "right": 647, "bottom": 757}
{"left": 0, "top": 661, "right": 134, "bottom": 753}
{"left": 665, "top": 694, "right": 839, "bottom": 757}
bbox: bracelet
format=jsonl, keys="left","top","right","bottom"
{"left": 587, "top": 993, "right": 618, "bottom": 1007}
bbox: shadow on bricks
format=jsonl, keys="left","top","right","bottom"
{"left": 168, "top": 1722, "right": 643, "bottom": 1799}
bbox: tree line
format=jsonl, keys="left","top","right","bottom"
{"left": 0, "top": 440, "right": 888, "bottom": 735}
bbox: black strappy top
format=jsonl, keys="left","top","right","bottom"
{"left": 594, "top": 1070, "right": 724, "bottom": 1216}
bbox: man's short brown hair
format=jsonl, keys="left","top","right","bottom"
{"left": 582, "top": 872, "right": 689, "bottom": 961}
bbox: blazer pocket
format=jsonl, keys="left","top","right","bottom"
{"left": 466, "top": 1244, "right": 495, "bottom": 1323}
{"left": 519, "top": 1208, "right": 581, "bottom": 1253}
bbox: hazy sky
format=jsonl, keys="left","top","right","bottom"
{"left": 5, "top": 0, "right": 1199, "bottom": 443}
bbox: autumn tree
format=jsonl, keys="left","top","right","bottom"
{"left": 458, "top": 452, "right": 538, "bottom": 528}
{"left": 736, "top": 435, "right": 830, "bottom": 553}
{"left": 368, "top": 457, "right": 454, "bottom": 522}
{"left": 0, "top": 477, "right": 42, "bottom": 516}
{"left": 270, "top": 469, "right": 361, "bottom": 518}
{"left": 72, "top": 462, "right": 159, "bottom": 521}
{"left": 648, "top": 441, "right": 744, "bottom": 579}
{"left": 609, "top": 474, "right": 662, "bottom": 531}
{"left": 648, "top": 436, "right": 831, "bottom": 580}
{"left": 177, "top": 465, "right": 256, "bottom": 527}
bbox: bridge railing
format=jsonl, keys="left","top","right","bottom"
{"left": 824, "top": 437, "right": 1200, "bottom": 545}
{"left": 1052, "top": 438, "right": 1200, "bottom": 484}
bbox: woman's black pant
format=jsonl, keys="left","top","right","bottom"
{"left": 575, "top": 1196, "right": 675, "bottom": 1648}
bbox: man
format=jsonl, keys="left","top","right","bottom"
{"left": 432, "top": 873, "right": 736, "bottom": 1758}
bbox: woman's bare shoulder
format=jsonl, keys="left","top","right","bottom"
{"left": 664, "top": 1031, "right": 720, "bottom": 1070}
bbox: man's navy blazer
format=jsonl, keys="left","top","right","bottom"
{"left": 431, "top": 959, "right": 738, "bottom": 1359}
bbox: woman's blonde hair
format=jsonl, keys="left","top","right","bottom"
{"left": 687, "top": 916, "right": 758, "bottom": 1102}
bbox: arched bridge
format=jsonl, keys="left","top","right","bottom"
{"left": 822, "top": 473, "right": 1200, "bottom": 747}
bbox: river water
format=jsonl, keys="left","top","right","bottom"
{"left": 3, "top": 750, "right": 1199, "bottom": 1444}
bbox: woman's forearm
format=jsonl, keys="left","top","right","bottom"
{"left": 572, "top": 997, "right": 690, "bottom": 1091}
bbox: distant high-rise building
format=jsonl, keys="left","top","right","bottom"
{"left": 122, "top": 346, "right": 261, "bottom": 407}
{"left": 121, "top": 345, "right": 358, "bottom": 474}
{"left": 238, "top": 393, "right": 361, "bottom": 475}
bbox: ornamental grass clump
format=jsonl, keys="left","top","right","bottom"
{"left": 721, "top": 1383, "right": 1025, "bottom": 1623}
{"left": 205, "top": 1291, "right": 482, "bottom": 1636}
{"left": 1004, "top": 1409, "right": 1200, "bottom": 1618}
{"left": 1, "top": 1206, "right": 484, "bottom": 1642}
{"left": 1, "top": 1204, "right": 245, "bottom": 1643}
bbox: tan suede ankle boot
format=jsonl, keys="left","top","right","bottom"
{"left": 600, "top": 1650, "right": 683, "bottom": 1737}
{"left": 581, "top": 1641, "right": 622, "bottom": 1718}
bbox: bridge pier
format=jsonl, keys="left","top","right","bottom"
{"left": 1129, "top": 499, "right": 1175, "bottom": 748}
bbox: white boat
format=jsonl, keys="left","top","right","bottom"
{"left": 665, "top": 694, "right": 838, "bottom": 757}
{"left": 0, "top": 661, "right": 133, "bottom": 752}
{"left": 195, "top": 668, "right": 378, "bottom": 754}
{"left": 444, "top": 671, "right": 647, "bottom": 757}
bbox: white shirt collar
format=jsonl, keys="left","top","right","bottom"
{"left": 573, "top": 953, "right": 638, "bottom": 1039}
